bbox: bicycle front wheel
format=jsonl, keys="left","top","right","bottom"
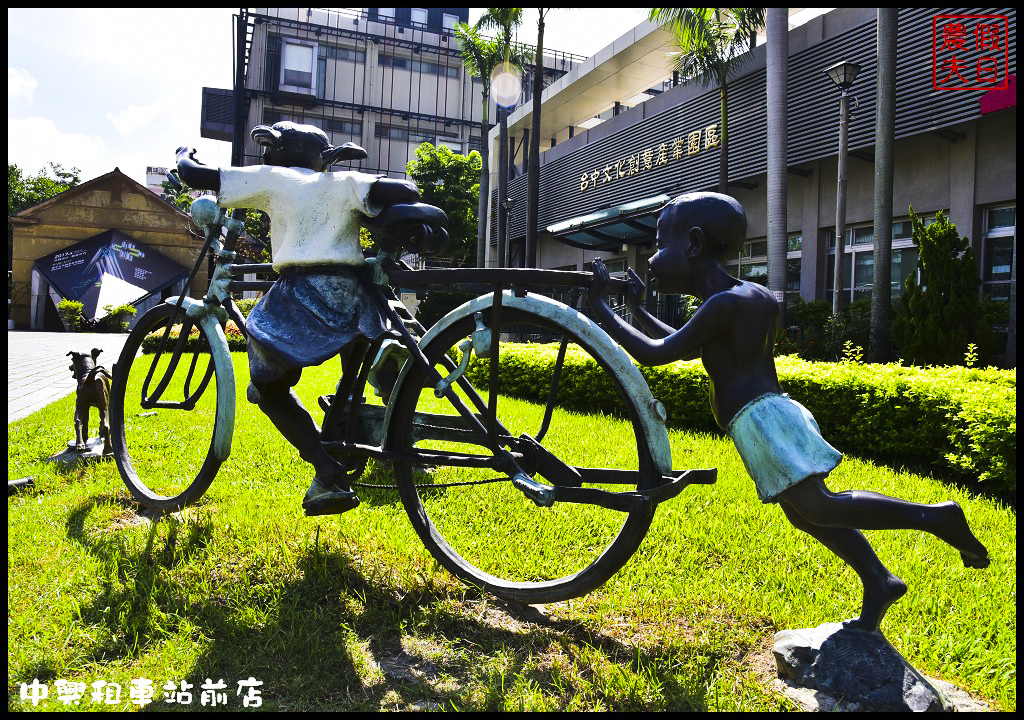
{"left": 110, "top": 302, "right": 235, "bottom": 513}
{"left": 388, "top": 297, "right": 661, "bottom": 604}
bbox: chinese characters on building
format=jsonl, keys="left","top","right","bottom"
{"left": 579, "top": 123, "right": 719, "bottom": 192}
{"left": 932, "top": 14, "right": 1008, "bottom": 90}
{"left": 19, "top": 677, "right": 264, "bottom": 709}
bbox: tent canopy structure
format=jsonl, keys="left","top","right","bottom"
{"left": 33, "top": 229, "right": 188, "bottom": 320}
{"left": 544, "top": 194, "right": 670, "bottom": 252}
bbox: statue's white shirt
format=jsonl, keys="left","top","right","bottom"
{"left": 218, "top": 165, "right": 381, "bottom": 269}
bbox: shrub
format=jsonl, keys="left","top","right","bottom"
{"left": 97, "top": 303, "right": 137, "bottom": 332}
{"left": 232, "top": 297, "right": 261, "bottom": 318}
{"left": 780, "top": 298, "right": 831, "bottom": 360}
{"left": 57, "top": 299, "right": 84, "bottom": 331}
{"left": 415, "top": 290, "right": 477, "bottom": 329}
{"left": 465, "top": 342, "right": 1016, "bottom": 499}
{"left": 893, "top": 209, "right": 981, "bottom": 366}
{"left": 141, "top": 321, "right": 247, "bottom": 354}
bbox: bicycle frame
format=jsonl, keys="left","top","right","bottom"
{"left": 140, "top": 204, "right": 714, "bottom": 516}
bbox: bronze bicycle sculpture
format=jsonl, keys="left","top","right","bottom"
{"left": 108, "top": 128, "right": 717, "bottom": 605}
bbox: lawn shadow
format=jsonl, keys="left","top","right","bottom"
{"left": 60, "top": 501, "right": 720, "bottom": 710}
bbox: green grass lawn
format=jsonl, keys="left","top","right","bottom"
{"left": 7, "top": 353, "right": 1016, "bottom": 711}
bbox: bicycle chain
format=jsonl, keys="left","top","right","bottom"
{"left": 349, "top": 475, "right": 508, "bottom": 491}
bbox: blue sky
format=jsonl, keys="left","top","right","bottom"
{"left": 7, "top": 8, "right": 649, "bottom": 187}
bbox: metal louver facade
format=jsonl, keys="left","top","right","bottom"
{"left": 501, "top": 7, "right": 1016, "bottom": 243}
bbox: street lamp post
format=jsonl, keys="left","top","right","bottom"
{"left": 824, "top": 60, "right": 860, "bottom": 315}
{"left": 501, "top": 197, "right": 517, "bottom": 267}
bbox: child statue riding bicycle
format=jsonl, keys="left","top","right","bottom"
{"left": 176, "top": 121, "right": 447, "bottom": 517}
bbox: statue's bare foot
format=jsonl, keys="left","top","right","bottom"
{"left": 936, "top": 502, "right": 990, "bottom": 568}
{"left": 846, "top": 574, "right": 907, "bottom": 633}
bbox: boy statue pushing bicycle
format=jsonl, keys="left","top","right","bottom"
{"left": 176, "top": 121, "right": 446, "bottom": 517}
{"left": 588, "top": 192, "right": 989, "bottom": 632}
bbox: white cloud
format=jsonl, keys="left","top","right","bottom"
{"left": 8, "top": 68, "right": 37, "bottom": 103}
{"left": 8, "top": 116, "right": 107, "bottom": 180}
{"left": 105, "top": 97, "right": 177, "bottom": 138}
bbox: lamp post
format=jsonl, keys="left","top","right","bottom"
{"left": 501, "top": 197, "right": 517, "bottom": 267}
{"left": 824, "top": 60, "right": 860, "bottom": 315}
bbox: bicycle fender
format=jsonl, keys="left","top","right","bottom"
{"left": 382, "top": 291, "right": 672, "bottom": 476}
{"left": 171, "top": 298, "right": 236, "bottom": 462}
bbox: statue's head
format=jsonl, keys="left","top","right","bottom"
{"left": 658, "top": 192, "right": 747, "bottom": 261}
{"left": 250, "top": 121, "right": 367, "bottom": 171}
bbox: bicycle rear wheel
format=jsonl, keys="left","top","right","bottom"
{"left": 388, "top": 298, "right": 660, "bottom": 604}
{"left": 110, "top": 302, "right": 235, "bottom": 513}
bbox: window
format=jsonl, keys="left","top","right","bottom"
{"left": 321, "top": 45, "right": 366, "bottom": 63}
{"left": 437, "top": 139, "right": 463, "bottom": 153}
{"left": 728, "top": 238, "right": 768, "bottom": 287}
{"left": 378, "top": 8, "right": 396, "bottom": 21}
{"left": 443, "top": 13, "right": 459, "bottom": 31}
{"left": 379, "top": 53, "right": 459, "bottom": 78}
{"left": 375, "top": 123, "right": 459, "bottom": 146}
{"left": 411, "top": 8, "right": 428, "bottom": 27}
{"left": 263, "top": 111, "right": 361, "bottom": 139}
{"left": 982, "top": 206, "right": 1015, "bottom": 302}
{"left": 826, "top": 220, "right": 920, "bottom": 306}
{"left": 281, "top": 39, "right": 316, "bottom": 93}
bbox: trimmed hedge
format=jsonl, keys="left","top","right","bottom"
{"left": 140, "top": 321, "right": 247, "bottom": 354}
{"left": 467, "top": 343, "right": 1016, "bottom": 499}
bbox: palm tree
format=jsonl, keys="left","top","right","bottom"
{"left": 649, "top": 8, "right": 766, "bottom": 193}
{"left": 456, "top": 24, "right": 503, "bottom": 268}
{"left": 868, "top": 9, "right": 898, "bottom": 362}
{"left": 525, "top": 8, "right": 551, "bottom": 268}
{"left": 475, "top": 8, "right": 524, "bottom": 267}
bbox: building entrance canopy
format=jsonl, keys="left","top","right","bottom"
{"left": 33, "top": 229, "right": 188, "bottom": 321}
{"left": 545, "top": 194, "right": 670, "bottom": 251}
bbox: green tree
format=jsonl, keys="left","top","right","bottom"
{"left": 9, "top": 162, "right": 81, "bottom": 267}
{"left": 648, "top": 8, "right": 765, "bottom": 193}
{"left": 160, "top": 169, "right": 196, "bottom": 212}
{"left": 892, "top": 209, "right": 980, "bottom": 366}
{"left": 406, "top": 143, "right": 482, "bottom": 267}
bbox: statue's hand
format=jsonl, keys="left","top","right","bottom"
{"left": 589, "top": 258, "right": 610, "bottom": 305}
{"left": 625, "top": 267, "right": 645, "bottom": 308}
{"left": 175, "top": 146, "right": 200, "bottom": 164}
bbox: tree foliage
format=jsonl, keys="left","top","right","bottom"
{"left": 892, "top": 209, "right": 981, "bottom": 366}
{"left": 8, "top": 162, "right": 81, "bottom": 217}
{"left": 9, "top": 161, "right": 82, "bottom": 276}
{"left": 406, "top": 143, "right": 482, "bottom": 267}
{"left": 648, "top": 8, "right": 765, "bottom": 193}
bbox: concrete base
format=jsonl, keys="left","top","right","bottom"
{"left": 48, "top": 436, "right": 113, "bottom": 470}
{"left": 773, "top": 622, "right": 989, "bottom": 712}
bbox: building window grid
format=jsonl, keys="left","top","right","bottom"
{"left": 280, "top": 38, "right": 318, "bottom": 94}
{"left": 826, "top": 221, "right": 919, "bottom": 305}
{"left": 375, "top": 123, "right": 459, "bottom": 145}
{"left": 982, "top": 206, "right": 1015, "bottom": 303}
{"left": 262, "top": 110, "right": 363, "bottom": 142}
{"left": 379, "top": 53, "right": 459, "bottom": 79}
{"left": 727, "top": 236, "right": 803, "bottom": 296}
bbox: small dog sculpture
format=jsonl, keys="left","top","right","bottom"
{"left": 67, "top": 348, "right": 112, "bottom": 454}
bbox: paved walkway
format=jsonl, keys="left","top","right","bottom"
{"left": 7, "top": 331, "right": 133, "bottom": 424}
